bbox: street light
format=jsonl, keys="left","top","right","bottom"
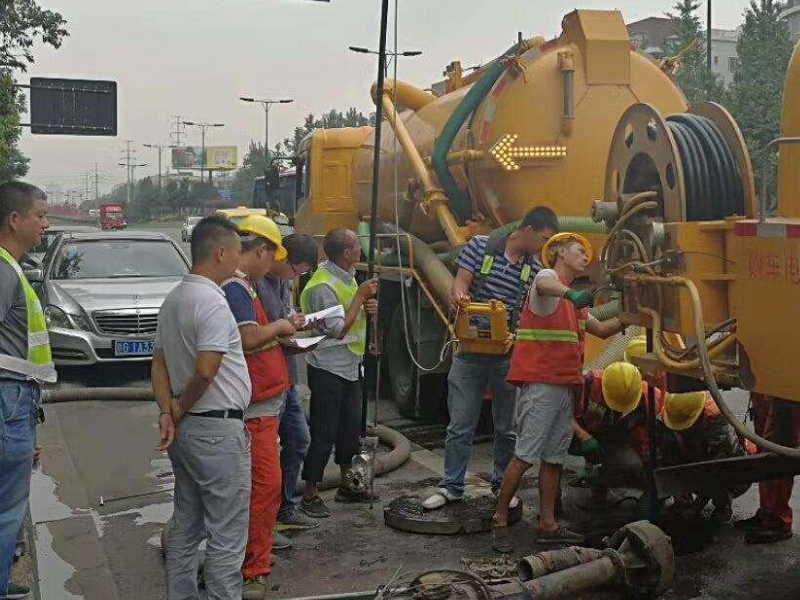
{"left": 143, "top": 143, "right": 176, "bottom": 190}
{"left": 182, "top": 121, "right": 225, "bottom": 183}
{"left": 239, "top": 97, "right": 294, "bottom": 165}
{"left": 348, "top": 46, "right": 422, "bottom": 76}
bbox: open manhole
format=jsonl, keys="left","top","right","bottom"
{"left": 384, "top": 493, "right": 523, "bottom": 535}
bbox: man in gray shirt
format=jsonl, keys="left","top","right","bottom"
{"left": 297, "top": 228, "right": 378, "bottom": 518}
{"left": 152, "top": 216, "right": 252, "bottom": 600}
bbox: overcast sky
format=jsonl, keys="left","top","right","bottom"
{"left": 19, "top": 0, "right": 756, "bottom": 200}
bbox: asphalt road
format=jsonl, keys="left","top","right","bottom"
{"left": 29, "top": 220, "right": 800, "bottom": 600}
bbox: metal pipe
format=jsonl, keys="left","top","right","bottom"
{"left": 371, "top": 79, "right": 436, "bottom": 111}
{"left": 559, "top": 50, "right": 575, "bottom": 137}
{"left": 759, "top": 136, "right": 800, "bottom": 222}
{"left": 379, "top": 93, "right": 467, "bottom": 247}
{"left": 518, "top": 547, "right": 604, "bottom": 581}
{"left": 524, "top": 556, "right": 618, "bottom": 599}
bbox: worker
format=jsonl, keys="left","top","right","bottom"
{"left": 0, "top": 182, "right": 54, "bottom": 600}
{"left": 423, "top": 206, "right": 560, "bottom": 511}
{"left": 571, "top": 360, "right": 664, "bottom": 499}
{"left": 256, "top": 233, "right": 320, "bottom": 549}
{"left": 734, "top": 393, "right": 800, "bottom": 543}
{"left": 492, "top": 233, "right": 624, "bottom": 552}
{"left": 299, "top": 228, "right": 378, "bottom": 518}
{"left": 221, "top": 215, "right": 299, "bottom": 600}
{"left": 658, "top": 391, "right": 748, "bottom": 524}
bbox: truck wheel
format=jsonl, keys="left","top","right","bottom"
{"left": 386, "top": 304, "right": 446, "bottom": 420}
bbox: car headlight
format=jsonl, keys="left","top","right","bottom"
{"left": 44, "top": 305, "right": 92, "bottom": 331}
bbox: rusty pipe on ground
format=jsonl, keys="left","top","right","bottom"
{"left": 517, "top": 547, "right": 604, "bottom": 580}
{"left": 379, "top": 92, "right": 468, "bottom": 247}
{"left": 524, "top": 556, "right": 619, "bottom": 599}
{"left": 629, "top": 274, "right": 800, "bottom": 459}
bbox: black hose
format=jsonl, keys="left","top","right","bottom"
{"left": 666, "top": 113, "right": 744, "bottom": 221}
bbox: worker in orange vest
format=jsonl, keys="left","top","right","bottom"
{"left": 658, "top": 391, "right": 748, "bottom": 524}
{"left": 734, "top": 393, "right": 800, "bottom": 543}
{"left": 491, "top": 233, "right": 624, "bottom": 552}
{"left": 571, "top": 361, "right": 665, "bottom": 499}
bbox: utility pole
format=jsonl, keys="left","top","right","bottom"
{"left": 94, "top": 163, "right": 99, "bottom": 202}
{"left": 182, "top": 121, "right": 224, "bottom": 184}
{"left": 143, "top": 144, "right": 174, "bottom": 190}
{"left": 119, "top": 140, "right": 147, "bottom": 205}
{"left": 170, "top": 115, "right": 185, "bottom": 147}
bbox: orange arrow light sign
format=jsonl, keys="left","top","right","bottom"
{"left": 489, "top": 134, "right": 567, "bottom": 171}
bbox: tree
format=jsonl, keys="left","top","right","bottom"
{"left": 0, "top": 0, "right": 68, "bottom": 71}
{"left": 663, "top": 0, "right": 725, "bottom": 104}
{"left": 0, "top": 1, "right": 68, "bottom": 182}
{"left": 727, "top": 0, "right": 794, "bottom": 206}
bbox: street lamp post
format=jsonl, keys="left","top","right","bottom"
{"left": 182, "top": 121, "right": 225, "bottom": 183}
{"left": 348, "top": 46, "right": 422, "bottom": 76}
{"left": 143, "top": 143, "right": 176, "bottom": 190}
{"left": 118, "top": 162, "right": 148, "bottom": 205}
{"left": 239, "top": 97, "right": 294, "bottom": 165}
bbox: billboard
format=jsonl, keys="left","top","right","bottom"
{"left": 30, "top": 77, "right": 117, "bottom": 136}
{"left": 171, "top": 146, "right": 238, "bottom": 170}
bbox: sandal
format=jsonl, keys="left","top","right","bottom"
{"left": 492, "top": 525, "right": 513, "bottom": 553}
{"left": 536, "top": 526, "right": 584, "bottom": 544}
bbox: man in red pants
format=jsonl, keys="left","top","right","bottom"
{"left": 223, "top": 215, "right": 301, "bottom": 598}
{"left": 735, "top": 393, "right": 800, "bottom": 544}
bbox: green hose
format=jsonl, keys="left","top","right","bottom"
{"left": 431, "top": 60, "right": 507, "bottom": 224}
{"left": 589, "top": 299, "right": 620, "bottom": 320}
{"left": 491, "top": 216, "right": 608, "bottom": 238}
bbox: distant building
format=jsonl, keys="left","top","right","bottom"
{"left": 626, "top": 17, "right": 740, "bottom": 86}
{"left": 781, "top": 0, "right": 800, "bottom": 42}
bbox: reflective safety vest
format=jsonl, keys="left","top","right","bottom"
{"left": 0, "top": 246, "right": 57, "bottom": 382}
{"left": 506, "top": 276, "right": 588, "bottom": 386}
{"left": 299, "top": 264, "right": 366, "bottom": 357}
{"left": 224, "top": 275, "right": 289, "bottom": 403}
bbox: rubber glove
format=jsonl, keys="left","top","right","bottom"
{"left": 580, "top": 436, "right": 602, "bottom": 456}
{"left": 564, "top": 288, "right": 594, "bottom": 308}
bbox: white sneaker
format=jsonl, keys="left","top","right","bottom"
{"left": 422, "top": 488, "right": 461, "bottom": 510}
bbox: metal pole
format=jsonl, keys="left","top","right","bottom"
{"left": 360, "top": 0, "right": 390, "bottom": 438}
{"left": 646, "top": 328, "right": 659, "bottom": 522}
{"left": 265, "top": 103, "right": 270, "bottom": 165}
{"left": 94, "top": 163, "right": 99, "bottom": 202}
{"left": 706, "top": 0, "right": 712, "bottom": 89}
{"left": 200, "top": 127, "right": 206, "bottom": 184}
{"left": 157, "top": 147, "right": 162, "bottom": 190}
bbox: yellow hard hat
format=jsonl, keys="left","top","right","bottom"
{"left": 237, "top": 215, "right": 287, "bottom": 261}
{"left": 601, "top": 361, "right": 643, "bottom": 416}
{"left": 624, "top": 334, "right": 647, "bottom": 363}
{"left": 541, "top": 232, "right": 593, "bottom": 268}
{"left": 662, "top": 391, "right": 706, "bottom": 431}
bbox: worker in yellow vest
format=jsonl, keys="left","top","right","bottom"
{"left": 298, "top": 228, "right": 378, "bottom": 518}
{"left": 0, "top": 182, "right": 55, "bottom": 600}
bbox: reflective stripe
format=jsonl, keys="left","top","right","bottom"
{"left": 516, "top": 328, "right": 579, "bottom": 343}
{"left": 29, "top": 331, "right": 51, "bottom": 347}
{"left": 578, "top": 319, "right": 587, "bottom": 331}
{"left": 480, "top": 254, "right": 493, "bottom": 276}
{"left": 478, "top": 254, "right": 533, "bottom": 283}
{"left": 0, "top": 355, "right": 57, "bottom": 383}
{"left": 520, "top": 263, "right": 532, "bottom": 283}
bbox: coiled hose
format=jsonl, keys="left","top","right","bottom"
{"left": 665, "top": 113, "right": 745, "bottom": 220}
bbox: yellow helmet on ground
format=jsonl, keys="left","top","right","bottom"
{"left": 662, "top": 391, "right": 706, "bottom": 431}
{"left": 541, "top": 232, "right": 593, "bottom": 268}
{"left": 237, "top": 215, "right": 287, "bottom": 261}
{"left": 601, "top": 361, "right": 643, "bottom": 416}
{"left": 624, "top": 334, "right": 647, "bottom": 363}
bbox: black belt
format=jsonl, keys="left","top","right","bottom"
{"left": 187, "top": 409, "right": 244, "bottom": 420}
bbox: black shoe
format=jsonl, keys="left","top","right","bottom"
{"left": 745, "top": 527, "right": 793, "bottom": 544}
{"left": 335, "top": 487, "right": 379, "bottom": 503}
{"left": 734, "top": 514, "right": 764, "bottom": 531}
{"left": 1, "top": 582, "right": 31, "bottom": 599}
{"left": 299, "top": 495, "right": 332, "bottom": 518}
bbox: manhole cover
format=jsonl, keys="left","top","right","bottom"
{"left": 384, "top": 494, "right": 523, "bottom": 535}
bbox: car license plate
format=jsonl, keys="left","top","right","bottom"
{"left": 114, "top": 340, "right": 154, "bottom": 357}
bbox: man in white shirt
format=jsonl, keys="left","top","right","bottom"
{"left": 152, "top": 215, "right": 252, "bottom": 600}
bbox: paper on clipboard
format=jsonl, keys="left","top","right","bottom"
{"left": 302, "top": 305, "right": 344, "bottom": 327}
{"left": 279, "top": 335, "right": 326, "bottom": 355}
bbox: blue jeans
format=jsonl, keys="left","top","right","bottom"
{"left": 439, "top": 353, "right": 517, "bottom": 497}
{"left": 277, "top": 386, "right": 310, "bottom": 520}
{"left": 0, "top": 380, "right": 39, "bottom": 596}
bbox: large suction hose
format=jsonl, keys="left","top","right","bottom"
{"left": 630, "top": 274, "right": 800, "bottom": 459}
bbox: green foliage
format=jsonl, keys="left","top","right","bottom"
{"left": 726, "top": 0, "right": 794, "bottom": 206}
{"left": 663, "top": 0, "right": 725, "bottom": 103}
{"left": 0, "top": 68, "right": 27, "bottom": 182}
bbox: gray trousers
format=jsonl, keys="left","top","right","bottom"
{"left": 166, "top": 415, "right": 251, "bottom": 600}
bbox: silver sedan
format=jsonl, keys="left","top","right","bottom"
{"left": 28, "top": 230, "right": 190, "bottom": 366}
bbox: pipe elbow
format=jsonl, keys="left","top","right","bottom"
{"left": 371, "top": 79, "right": 436, "bottom": 111}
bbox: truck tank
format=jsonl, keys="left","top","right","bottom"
{"left": 293, "top": 9, "right": 688, "bottom": 417}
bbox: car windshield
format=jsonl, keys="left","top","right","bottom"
{"left": 52, "top": 240, "right": 188, "bottom": 280}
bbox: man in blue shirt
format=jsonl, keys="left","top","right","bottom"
{"left": 424, "top": 206, "right": 559, "bottom": 510}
